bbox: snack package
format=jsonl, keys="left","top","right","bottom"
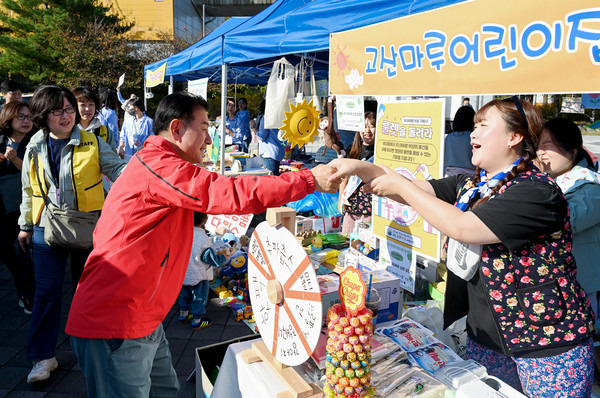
{"left": 408, "top": 342, "right": 462, "bottom": 373}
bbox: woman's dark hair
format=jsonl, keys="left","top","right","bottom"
{"left": 470, "top": 97, "right": 544, "bottom": 209}
{"left": 0, "top": 101, "right": 34, "bottom": 141}
{"left": 99, "top": 88, "right": 118, "bottom": 111}
{"left": 452, "top": 106, "right": 475, "bottom": 132}
{"left": 348, "top": 111, "right": 376, "bottom": 159}
{"left": 129, "top": 97, "right": 145, "bottom": 113}
{"left": 543, "top": 118, "right": 594, "bottom": 169}
{"left": 153, "top": 91, "right": 209, "bottom": 135}
{"left": 29, "top": 85, "right": 80, "bottom": 133}
{"left": 194, "top": 212, "right": 208, "bottom": 227}
{"left": 71, "top": 86, "right": 100, "bottom": 111}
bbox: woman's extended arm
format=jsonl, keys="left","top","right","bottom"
{"left": 365, "top": 165, "right": 499, "bottom": 245}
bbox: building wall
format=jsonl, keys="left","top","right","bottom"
{"left": 104, "top": 0, "right": 176, "bottom": 41}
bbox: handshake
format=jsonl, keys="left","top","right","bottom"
{"left": 309, "top": 164, "right": 343, "bottom": 193}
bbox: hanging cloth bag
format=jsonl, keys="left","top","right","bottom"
{"left": 32, "top": 151, "right": 100, "bottom": 249}
{"left": 264, "top": 57, "right": 296, "bottom": 129}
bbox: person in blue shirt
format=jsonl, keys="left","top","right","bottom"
{"left": 443, "top": 105, "right": 476, "bottom": 176}
{"left": 257, "top": 114, "right": 285, "bottom": 175}
{"left": 236, "top": 98, "right": 251, "bottom": 152}
{"left": 99, "top": 88, "right": 119, "bottom": 143}
{"left": 118, "top": 97, "right": 153, "bottom": 160}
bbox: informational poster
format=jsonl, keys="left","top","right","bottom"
{"left": 247, "top": 222, "right": 322, "bottom": 366}
{"left": 379, "top": 239, "right": 416, "bottom": 293}
{"left": 188, "top": 78, "right": 208, "bottom": 100}
{"left": 205, "top": 214, "right": 253, "bottom": 237}
{"left": 314, "top": 79, "right": 329, "bottom": 97}
{"left": 145, "top": 62, "right": 166, "bottom": 88}
{"left": 582, "top": 94, "right": 600, "bottom": 109}
{"left": 117, "top": 73, "right": 125, "bottom": 89}
{"left": 335, "top": 95, "right": 364, "bottom": 131}
{"left": 329, "top": 0, "right": 600, "bottom": 96}
{"left": 372, "top": 100, "right": 445, "bottom": 261}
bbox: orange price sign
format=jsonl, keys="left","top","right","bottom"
{"left": 339, "top": 267, "right": 367, "bottom": 316}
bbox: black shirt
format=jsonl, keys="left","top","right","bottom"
{"left": 48, "top": 136, "right": 69, "bottom": 186}
{"left": 430, "top": 173, "right": 573, "bottom": 357}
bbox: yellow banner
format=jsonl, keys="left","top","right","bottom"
{"left": 329, "top": 0, "right": 600, "bottom": 95}
{"left": 372, "top": 100, "right": 445, "bottom": 261}
{"left": 145, "top": 62, "right": 167, "bottom": 88}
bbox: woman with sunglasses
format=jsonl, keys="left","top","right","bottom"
{"left": 328, "top": 98, "right": 594, "bottom": 396}
{"left": 0, "top": 101, "right": 36, "bottom": 315}
{"left": 16, "top": 85, "right": 126, "bottom": 384}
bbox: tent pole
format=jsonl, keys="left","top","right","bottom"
{"left": 169, "top": 76, "right": 173, "bottom": 95}
{"left": 220, "top": 63, "right": 228, "bottom": 175}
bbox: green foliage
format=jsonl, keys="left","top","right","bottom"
{"left": 0, "top": 0, "right": 138, "bottom": 88}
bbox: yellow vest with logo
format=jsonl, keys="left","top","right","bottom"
{"left": 92, "top": 125, "right": 109, "bottom": 145}
{"left": 29, "top": 130, "right": 104, "bottom": 224}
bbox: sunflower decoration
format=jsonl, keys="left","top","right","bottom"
{"left": 279, "top": 98, "right": 321, "bottom": 148}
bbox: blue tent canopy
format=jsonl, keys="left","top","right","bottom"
{"left": 145, "top": 0, "right": 466, "bottom": 85}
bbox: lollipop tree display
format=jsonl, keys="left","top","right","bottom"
{"left": 324, "top": 267, "right": 376, "bottom": 398}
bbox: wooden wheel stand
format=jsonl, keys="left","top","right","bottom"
{"left": 240, "top": 207, "right": 322, "bottom": 398}
{"left": 240, "top": 341, "right": 322, "bottom": 398}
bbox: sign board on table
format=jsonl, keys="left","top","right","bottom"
{"left": 372, "top": 100, "right": 445, "bottom": 261}
{"left": 205, "top": 214, "right": 253, "bottom": 238}
{"left": 329, "top": 0, "right": 600, "bottom": 95}
{"left": 379, "top": 238, "right": 417, "bottom": 294}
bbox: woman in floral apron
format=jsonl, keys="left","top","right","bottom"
{"left": 328, "top": 98, "right": 595, "bottom": 397}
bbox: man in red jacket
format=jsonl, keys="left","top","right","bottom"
{"left": 66, "top": 91, "right": 339, "bottom": 397}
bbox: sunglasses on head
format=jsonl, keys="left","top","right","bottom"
{"left": 502, "top": 95, "right": 529, "bottom": 132}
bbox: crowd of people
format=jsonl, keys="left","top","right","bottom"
{"left": 1, "top": 78, "right": 599, "bottom": 397}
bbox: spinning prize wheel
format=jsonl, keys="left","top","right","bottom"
{"left": 248, "top": 221, "right": 322, "bottom": 366}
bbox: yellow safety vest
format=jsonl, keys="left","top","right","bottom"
{"left": 29, "top": 130, "right": 104, "bottom": 224}
{"left": 92, "top": 125, "right": 109, "bottom": 145}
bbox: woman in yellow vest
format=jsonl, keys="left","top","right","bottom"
{"left": 16, "top": 85, "right": 126, "bottom": 384}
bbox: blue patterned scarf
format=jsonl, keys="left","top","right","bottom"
{"left": 455, "top": 158, "right": 522, "bottom": 211}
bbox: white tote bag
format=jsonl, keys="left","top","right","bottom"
{"left": 264, "top": 57, "right": 296, "bottom": 129}
{"left": 308, "top": 65, "right": 322, "bottom": 113}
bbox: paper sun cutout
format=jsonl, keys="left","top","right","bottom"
{"left": 280, "top": 99, "right": 321, "bottom": 148}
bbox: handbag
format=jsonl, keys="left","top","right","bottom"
{"left": 32, "top": 152, "right": 99, "bottom": 249}
{"left": 264, "top": 57, "right": 296, "bottom": 129}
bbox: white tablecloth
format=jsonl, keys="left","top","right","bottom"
{"left": 210, "top": 339, "right": 291, "bottom": 398}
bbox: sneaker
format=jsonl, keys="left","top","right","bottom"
{"left": 27, "top": 357, "right": 58, "bottom": 383}
{"left": 178, "top": 310, "right": 191, "bottom": 323}
{"left": 19, "top": 297, "right": 33, "bottom": 315}
{"left": 192, "top": 317, "right": 213, "bottom": 330}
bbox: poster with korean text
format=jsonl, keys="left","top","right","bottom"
{"left": 372, "top": 100, "right": 445, "bottom": 261}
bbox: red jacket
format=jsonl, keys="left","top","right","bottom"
{"left": 66, "top": 135, "right": 314, "bottom": 339}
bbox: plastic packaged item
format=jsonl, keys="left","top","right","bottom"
{"left": 287, "top": 191, "right": 341, "bottom": 217}
{"left": 433, "top": 359, "right": 487, "bottom": 388}
{"left": 456, "top": 376, "right": 526, "bottom": 398}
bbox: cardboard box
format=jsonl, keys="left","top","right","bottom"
{"left": 318, "top": 269, "right": 401, "bottom": 324}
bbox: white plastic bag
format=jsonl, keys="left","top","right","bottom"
{"left": 264, "top": 57, "right": 295, "bottom": 129}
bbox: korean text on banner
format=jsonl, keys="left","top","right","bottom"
{"left": 146, "top": 62, "right": 167, "bottom": 88}
{"left": 372, "top": 100, "right": 445, "bottom": 261}
{"left": 329, "top": 0, "right": 600, "bottom": 96}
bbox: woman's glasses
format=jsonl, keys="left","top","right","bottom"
{"left": 49, "top": 106, "right": 76, "bottom": 117}
{"left": 502, "top": 96, "right": 529, "bottom": 132}
{"left": 16, "top": 113, "right": 31, "bottom": 121}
